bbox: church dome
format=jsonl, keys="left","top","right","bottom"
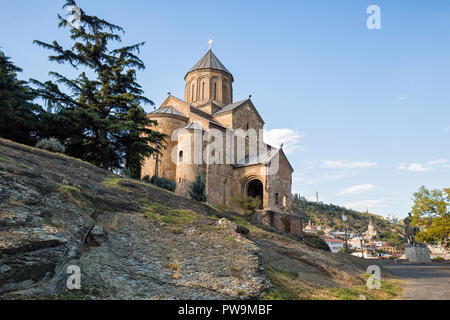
{"left": 186, "top": 49, "right": 232, "bottom": 77}
{"left": 184, "top": 49, "right": 234, "bottom": 106}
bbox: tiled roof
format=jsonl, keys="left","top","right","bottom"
{"left": 188, "top": 50, "right": 231, "bottom": 75}
{"left": 234, "top": 148, "right": 279, "bottom": 168}
{"left": 213, "top": 99, "right": 249, "bottom": 115}
{"left": 150, "top": 106, "right": 186, "bottom": 117}
{"left": 183, "top": 122, "right": 204, "bottom": 131}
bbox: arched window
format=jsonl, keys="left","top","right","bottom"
{"left": 275, "top": 193, "right": 279, "bottom": 205}
{"left": 214, "top": 83, "right": 217, "bottom": 100}
{"left": 178, "top": 150, "right": 183, "bottom": 163}
{"left": 202, "top": 82, "right": 205, "bottom": 100}
{"left": 282, "top": 195, "right": 288, "bottom": 207}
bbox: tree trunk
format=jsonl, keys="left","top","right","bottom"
{"left": 98, "top": 129, "right": 112, "bottom": 170}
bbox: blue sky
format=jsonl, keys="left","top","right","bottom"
{"left": 1, "top": 0, "right": 449, "bottom": 218}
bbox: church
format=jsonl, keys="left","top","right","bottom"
{"left": 141, "top": 48, "right": 294, "bottom": 211}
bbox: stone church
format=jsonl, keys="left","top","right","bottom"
{"left": 141, "top": 49, "right": 294, "bottom": 211}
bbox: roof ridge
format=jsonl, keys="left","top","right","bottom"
{"left": 188, "top": 50, "right": 231, "bottom": 75}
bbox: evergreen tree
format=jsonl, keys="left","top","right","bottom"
{"left": 188, "top": 174, "right": 207, "bottom": 202}
{"left": 32, "top": 0, "right": 165, "bottom": 173}
{"left": 0, "top": 50, "right": 42, "bottom": 145}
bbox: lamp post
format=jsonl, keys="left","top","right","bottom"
{"left": 342, "top": 215, "right": 348, "bottom": 253}
{"left": 359, "top": 234, "right": 365, "bottom": 259}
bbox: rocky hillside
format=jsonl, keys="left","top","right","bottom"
{"left": 0, "top": 138, "right": 400, "bottom": 300}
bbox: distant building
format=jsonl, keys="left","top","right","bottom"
{"left": 380, "top": 243, "right": 404, "bottom": 256}
{"left": 324, "top": 238, "right": 345, "bottom": 253}
{"left": 304, "top": 220, "right": 318, "bottom": 234}
{"left": 384, "top": 214, "right": 399, "bottom": 224}
{"left": 364, "top": 219, "right": 377, "bottom": 246}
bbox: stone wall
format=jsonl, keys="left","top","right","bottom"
{"left": 185, "top": 69, "right": 233, "bottom": 106}
{"left": 253, "top": 210, "right": 303, "bottom": 237}
{"left": 141, "top": 114, "right": 188, "bottom": 182}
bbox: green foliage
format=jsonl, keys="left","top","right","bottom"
{"left": 411, "top": 186, "right": 450, "bottom": 245}
{"left": 188, "top": 174, "right": 207, "bottom": 202}
{"left": 378, "top": 231, "right": 404, "bottom": 248}
{"left": 32, "top": 0, "right": 166, "bottom": 172}
{"left": 0, "top": 49, "right": 42, "bottom": 145}
{"left": 331, "top": 288, "right": 360, "bottom": 300}
{"left": 231, "top": 195, "right": 260, "bottom": 215}
{"left": 291, "top": 196, "right": 401, "bottom": 234}
{"left": 36, "top": 138, "right": 66, "bottom": 154}
{"left": 144, "top": 175, "right": 176, "bottom": 192}
{"left": 141, "top": 199, "right": 197, "bottom": 226}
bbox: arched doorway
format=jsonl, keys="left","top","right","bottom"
{"left": 247, "top": 179, "right": 263, "bottom": 209}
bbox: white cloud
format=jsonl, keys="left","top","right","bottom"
{"left": 344, "top": 199, "right": 388, "bottom": 210}
{"left": 264, "top": 129, "right": 304, "bottom": 155}
{"left": 337, "top": 184, "right": 381, "bottom": 196}
{"left": 321, "top": 160, "right": 378, "bottom": 169}
{"left": 445, "top": 126, "right": 450, "bottom": 131}
{"left": 398, "top": 96, "right": 408, "bottom": 101}
{"left": 398, "top": 158, "right": 449, "bottom": 172}
{"left": 294, "top": 160, "right": 378, "bottom": 185}
{"left": 294, "top": 171, "right": 352, "bottom": 185}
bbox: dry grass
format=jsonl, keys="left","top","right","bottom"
{"left": 163, "top": 258, "right": 182, "bottom": 280}
{"left": 262, "top": 264, "right": 403, "bottom": 300}
{"left": 141, "top": 198, "right": 197, "bottom": 226}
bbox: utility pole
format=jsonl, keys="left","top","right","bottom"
{"left": 154, "top": 153, "right": 161, "bottom": 177}
{"left": 342, "top": 215, "right": 348, "bottom": 253}
{"left": 360, "top": 233, "right": 365, "bottom": 259}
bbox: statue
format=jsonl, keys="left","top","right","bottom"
{"left": 403, "top": 212, "right": 420, "bottom": 245}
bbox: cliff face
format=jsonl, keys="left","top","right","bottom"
{"left": 0, "top": 138, "right": 269, "bottom": 299}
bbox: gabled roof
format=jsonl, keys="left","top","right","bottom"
{"left": 187, "top": 50, "right": 231, "bottom": 76}
{"left": 183, "top": 122, "right": 205, "bottom": 131}
{"left": 213, "top": 99, "right": 249, "bottom": 115}
{"left": 234, "top": 148, "right": 279, "bottom": 168}
{"left": 213, "top": 99, "right": 265, "bottom": 126}
{"left": 150, "top": 106, "right": 186, "bottom": 117}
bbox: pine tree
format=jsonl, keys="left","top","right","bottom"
{"left": 0, "top": 50, "right": 42, "bottom": 145}
{"left": 188, "top": 174, "right": 207, "bottom": 202}
{"left": 31, "top": 0, "right": 165, "bottom": 173}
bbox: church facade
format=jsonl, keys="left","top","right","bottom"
{"left": 141, "top": 49, "right": 294, "bottom": 211}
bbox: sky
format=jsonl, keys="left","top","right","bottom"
{"left": 1, "top": 0, "right": 449, "bottom": 218}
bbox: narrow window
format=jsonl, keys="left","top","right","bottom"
{"left": 283, "top": 195, "right": 288, "bottom": 207}
{"left": 214, "top": 83, "right": 217, "bottom": 100}
{"left": 179, "top": 150, "right": 183, "bottom": 163}
{"left": 202, "top": 82, "right": 205, "bottom": 100}
{"left": 191, "top": 84, "right": 195, "bottom": 101}
{"left": 275, "top": 193, "right": 279, "bottom": 205}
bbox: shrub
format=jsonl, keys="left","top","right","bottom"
{"left": 188, "top": 174, "right": 207, "bottom": 202}
{"left": 35, "top": 138, "right": 65, "bottom": 154}
{"left": 231, "top": 195, "right": 260, "bottom": 215}
{"left": 143, "top": 175, "right": 176, "bottom": 192}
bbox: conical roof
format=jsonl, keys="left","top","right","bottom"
{"left": 187, "top": 50, "right": 231, "bottom": 75}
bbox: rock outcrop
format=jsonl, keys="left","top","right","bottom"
{"left": 0, "top": 138, "right": 269, "bottom": 299}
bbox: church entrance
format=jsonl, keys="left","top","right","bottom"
{"left": 247, "top": 179, "right": 263, "bottom": 209}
